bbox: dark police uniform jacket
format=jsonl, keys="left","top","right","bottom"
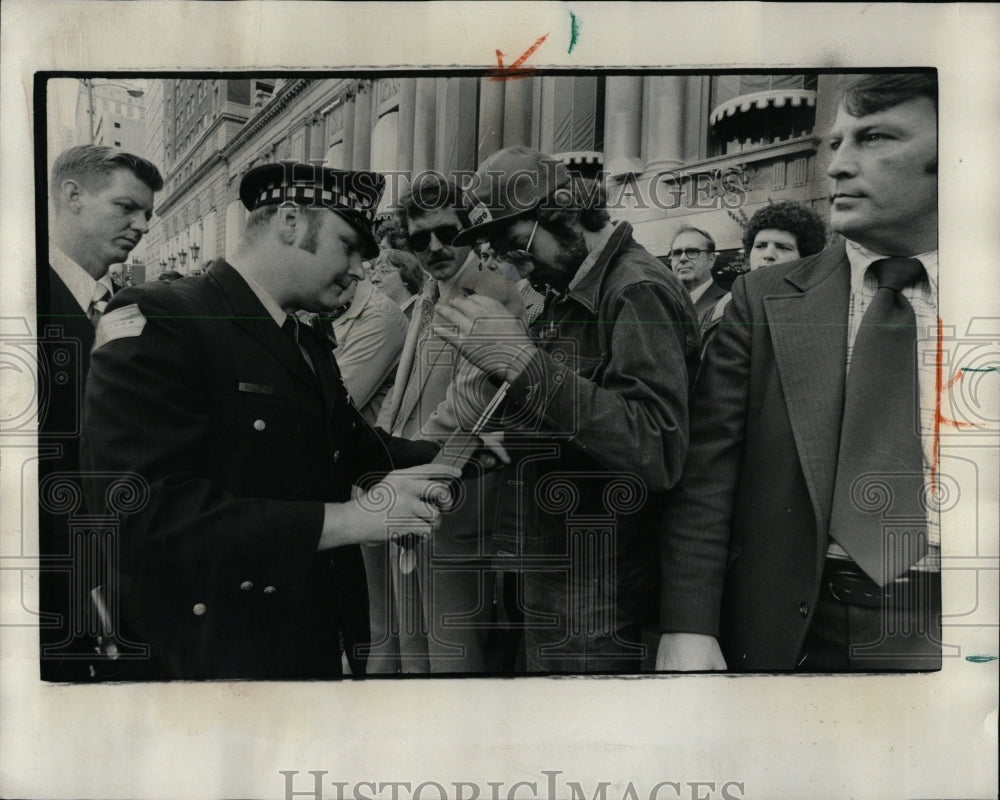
{"left": 37, "top": 267, "right": 100, "bottom": 680}
{"left": 80, "top": 260, "right": 436, "bottom": 680}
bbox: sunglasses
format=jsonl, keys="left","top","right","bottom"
{"left": 669, "top": 247, "right": 711, "bottom": 260}
{"left": 408, "top": 224, "right": 460, "bottom": 253}
{"left": 494, "top": 220, "right": 539, "bottom": 267}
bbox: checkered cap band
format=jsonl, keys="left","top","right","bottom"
{"left": 254, "top": 182, "right": 375, "bottom": 222}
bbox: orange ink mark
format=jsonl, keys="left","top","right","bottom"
{"left": 491, "top": 33, "right": 550, "bottom": 81}
{"left": 932, "top": 317, "right": 944, "bottom": 490}
{"left": 932, "top": 318, "right": 984, "bottom": 489}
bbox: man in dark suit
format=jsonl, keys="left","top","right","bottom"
{"left": 657, "top": 73, "right": 940, "bottom": 671}
{"left": 39, "top": 145, "right": 163, "bottom": 681}
{"left": 668, "top": 225, "right": 727, "bottom": 328}
{"left": 79, "top": 162, "right": 458, "bottom": 679}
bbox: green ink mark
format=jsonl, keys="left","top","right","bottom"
{"left": 960, "top": 367, "right": 999, "bottom": 373}
{"left": 965, "top": 655, "right": 997, "bottom": 663}
{"left": 568, "top": 11, "right": 581, "bottom": 53}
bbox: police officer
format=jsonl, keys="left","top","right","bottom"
{"left": 80, "top": 162, "right": 458, "bottom": 680}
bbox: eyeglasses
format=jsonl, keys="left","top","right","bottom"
{"left": 669, "top": 247, "right": 711, "bottom": 261}
{"left": 494, "top": 220, "right": 538, "bottom": 267}
{"left": 408, "top": 224, "right": 460, "bottom": 253}
{"left": 370, "top": 262, "right": 397, "bottom": 276}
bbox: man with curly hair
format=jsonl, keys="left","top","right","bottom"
{"left": 742, "top": 200, "right": 827, "bottom": 270}
{"left": 702, "top": 201, "right": 828, "bottom": 340}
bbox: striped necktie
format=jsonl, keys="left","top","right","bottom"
{"left": 88, "top": 282, "right": 112, "bottom": 327}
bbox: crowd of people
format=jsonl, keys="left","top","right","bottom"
{"left": 39, "top": 72, "right": 940, "bottom": 680}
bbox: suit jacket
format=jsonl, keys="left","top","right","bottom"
{"left": 690, "top": 279, "right": 729, "bottom": 327}
{"left": 80, "top": 260, "right": 435, "bottom": 679}
{"left": 37, "top": 267, "right": 100, "bottom": 680}
{"left": 41, "top": 267, "right": 95, "bottom": 472}
{"left": 660, "top": 244, "right": 851, "bottom": 670}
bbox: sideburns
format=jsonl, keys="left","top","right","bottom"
{"left": 297, "top": 210, "right": 321, "bottom": 254}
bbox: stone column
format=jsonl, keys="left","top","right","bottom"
{"left": 603, "top": 75, "right": 643, "bottom": 177}
{"left": 340, "top": 97, "right": 356, "bottom": 171}
{"left": 642, "top": 75, "right": 686, "bottom": 171}
{"left": 396, "top": 79, "right": 417, "bottom": 176}
{"left": 478, "top": 77, "right": 505, "bottom": 163}
{"left": 411, "top": 77, "right": 437, "bottom": 175}
{"left": 351, "top": 80, "right": 373, "bottom": 170}
{"left": 502, "top": 77, "right": 533, "bottom": 148}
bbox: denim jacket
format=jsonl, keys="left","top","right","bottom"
{"left": 493, "top": 222, "right": 700, "bottom": 622}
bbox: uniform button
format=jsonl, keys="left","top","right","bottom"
{"left": 799, "top": 602, "right": 809, "bottom": 617}
{"left": 332, "top": 450, "right": 340, "bottom": 462}
{"left": 240, "top": 580, "right": 253, "bottom": 591}
{"left": 263, "top": 585, "right": 277, "bottom": 594}
{"left": 253, "top": 419, "right": 266, "bottom": 431}
{"left": 192, "top": 603, "right": 207, "bottom": 616}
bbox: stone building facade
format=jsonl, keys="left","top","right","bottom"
{"left": 150, "top": 71, "right": 853, "bottom": 278}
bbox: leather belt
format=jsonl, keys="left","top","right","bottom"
{"left": 822, "top": 559, "right": 940, "bottom": 610}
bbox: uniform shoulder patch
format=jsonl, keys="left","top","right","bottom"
{"left": 94, "top": 303, "right": 147, "bottom": 350}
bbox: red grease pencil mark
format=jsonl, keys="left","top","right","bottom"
{"left": 932, "top": 318, "right": 984, "bottom": 490}
{"left": 932, "top": 318, "right": 944, "bottom": 490}
{"left": 492, "top": 33, "right": 549, "bottom": 81}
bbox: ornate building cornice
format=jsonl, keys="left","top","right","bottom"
{"left": 221, "top": 78, "right": 313, "bottom": 160}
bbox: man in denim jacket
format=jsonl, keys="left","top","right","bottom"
{"left": 439, "top": 147, "right": 700, "bottom": 672}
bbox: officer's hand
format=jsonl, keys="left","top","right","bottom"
{"left": 655, "top": 632, "right": 728, "bottom": 672}
{"left": 434, "top": 295, "right": 536, "bottom": 383}
{"left": 319, "top": 464, "right": 461, "bottom": 550}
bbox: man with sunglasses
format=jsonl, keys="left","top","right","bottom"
{"left": 372, "top": 172, "right": 525, "bottom": 673}
{"left": 438, "top": 146, "right": 700, "bottom": 673}
{"left": 668, "top": 225, "right": 727, "bottom": 328}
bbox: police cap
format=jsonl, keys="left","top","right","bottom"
{"left": 239, "top": 161, "right": 386, "bottom": 258}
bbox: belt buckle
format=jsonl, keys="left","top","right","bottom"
{"left": 827, "top": 570, "right": 882, "bottom": 608}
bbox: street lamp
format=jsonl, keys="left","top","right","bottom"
{"left": 190, "top": 243, "right": 200, "bottom": 263}
{"left": 81, "top": 78, "right": 146, "bottom": 145}
{"left": 179, "top": 250, "right": 187, "bottom": 268}
{"left": 168, "top": 255, "right": 176, "bottom": 269}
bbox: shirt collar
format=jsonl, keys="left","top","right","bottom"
{"left": 846, "top": 239, "right": 938, "bottom": 295}
{"left": 227, "top": 258, "right": 287, "bottom": 327}
{"left": 401, "top": 294, "right": 419, "bottom": 314}
{"left": 687, "top": 277, "right": 714, "bottom": 305}
{"left": 50, "top": 244, "right": 101, "bottom": 313}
